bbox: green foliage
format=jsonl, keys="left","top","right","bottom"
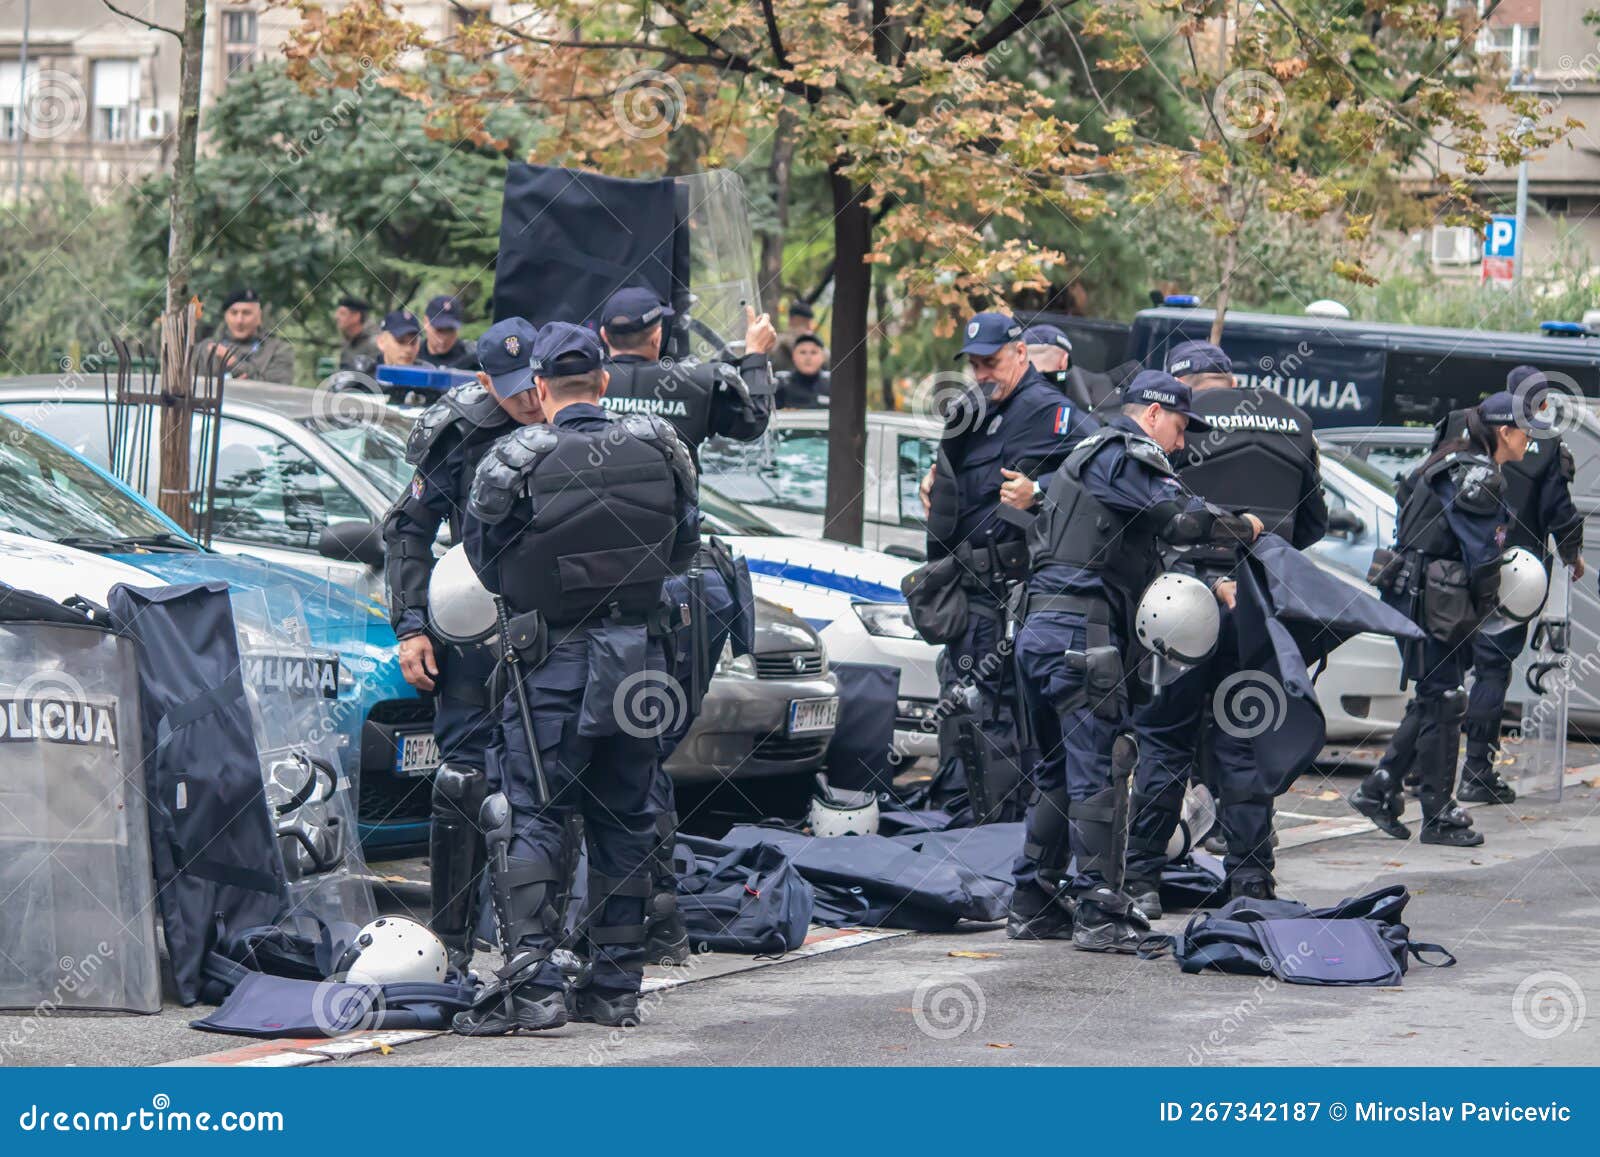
{"left": 131, "top": 61, "right": 539, "bottom": 378}
{"left": 0, "top": 179, "right": 153, "bottom": 373}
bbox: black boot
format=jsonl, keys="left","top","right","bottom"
{"left": 1349, "top": 768, "right": 1410, "bottom": 839}
{"left": 1229, "top": 874, "right": 1276, "bottom": 902}
{"left": 1006, "top": 883, "right": 1074, "bottom": 940}
{"left": 643, "top": 905, "right": 691, "bottom": 966}
{"left": 1420, "top": 802, "right": 1484, "bottom": 847}
{"left": 572, "top": 987, "right": 642, "bottom": 1027}
{"left": 453, "top": 982, "right": 569, "bottom": 1035}
{"left": 1125, "top": 878, "right": 1162, "bottom": 921}
{"left": 1071, "top": 886, "right": 1150, "bottom": 954}
{"left": 1457, "top": 765, "right": 1516, "bottom": 805}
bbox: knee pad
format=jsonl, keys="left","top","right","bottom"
{"left": 431, "top": 762, "right": 488, "bottom": 823}
{"left": 1440, "top": 687, "right": 1468, "bottom": 724}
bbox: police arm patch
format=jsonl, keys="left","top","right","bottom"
{"left": 1053, "top": 405, "right": 1073, "bottom": 435}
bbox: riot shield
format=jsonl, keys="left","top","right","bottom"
{"left": 0, "top": 623, "right": 161, "bottom": 1013}
{"left": 1509, "top": 561, "right": 1570, "bottom": 799}
{"left": 231, "top": 586, "right": 376, "bottom": 929}
{"left": 675, "top": 169, "right": 760, "bottom": 359}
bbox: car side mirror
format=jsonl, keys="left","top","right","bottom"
{"left": 319, "top": 520, "right": 386, "bottom": 569}
{"left": 1327, "top": 508, "right": 1365, "bottom": 539}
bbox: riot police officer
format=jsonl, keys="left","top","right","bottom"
{"left": 1350, "top": 393, "right": 1531, "bottom": 848}
{"left": 1012, "top": 371, "right": 1263, "bottom": 947}
{"left": 1458, "top": 366, "right": 1585, "bottom": 804}
{"left": 598, "top": 285, "right": 776, "bottom": 964}
{"left": 924, "top": 312, "right": 1099, "bottom": 825}
{"left": 381, "top": 318, "right": 545, "bottom": 971}
{"left": 454, "top": 323, "right": 699, "bottom": 1033}
{"left": 1123, "top": 340, "right": 1328, "bottom": 913}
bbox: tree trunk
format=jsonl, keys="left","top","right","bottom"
{"left": 156, "top": 0, "right": 206, "bottom": 530}
{"left": 757, "top": 106, "right": 795, "bottom": 314}
{"left": 1209, "top": 217, "right": 1239, "bottom": 346}
{"left": 874, "top": 277, "right": 893, "bottom": 410}
{"left": 824, "top": 168, "right": 871, "bottom": 546}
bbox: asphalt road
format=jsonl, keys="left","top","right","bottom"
{"left": 5, "top": 767, "right": 1596, "bottom": 1067}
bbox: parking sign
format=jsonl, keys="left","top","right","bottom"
{"left": 1486, "top": 214, "right": 1518, "bottom": 259}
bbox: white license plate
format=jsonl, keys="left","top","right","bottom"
{"left": 787, "top": 697, "right": 840, "bottom": 736}
{"left": 396, "top": 732, "right": 441, "bottom": 776}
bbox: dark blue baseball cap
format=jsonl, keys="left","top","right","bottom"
{"left": 381, "top": 309, "right": 420, "bottom": 337}
{"left": 1166, "top": 340, "right": 1232, "bottom": 377}
{"left": 531, "top": 322, "right": 606, "bottom": 378}
{"left": 600, "top": 286, "right": 674, "bottom": 336}
{"left": 957, "top": 312, "right": 1025, "bottom": 358}
{"left": 1122, "top": 369, "right": 1212, "bottom": 431}
{"left": 1480, "top": 389, "right": 1552, "bottom": 430}
{"left": 425, "top": 294, "right": 464, "bottom": 330}
{"left": 1506, "top": 364, "right": 1543, "bottom": 391}
{"left": 1021, "top": 324, "right": 1073, "bottom": 352}
{"left": 476, "top": 318, "right": 539, "bottom": 398}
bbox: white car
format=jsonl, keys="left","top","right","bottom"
{"left": 704, "top": 409, "right": 1411, "bottom": 743}
{"left": 699, "top": 487, "right": 940, "bottom": 761}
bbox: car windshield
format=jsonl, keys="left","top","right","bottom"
{"left": 1319, "top": 443, "right": 1401, "bottom": 494}
{"left": 699, "top": 429, "right": 827, "bottom": 513}
{"left": 0, "top": 413, "right": 189, "bottom": 546}
{"left": 303, "top": 412, "right": 416, "bottom": 498}
{"left": 700, "top": 484, "right": 780, "bottom": 535}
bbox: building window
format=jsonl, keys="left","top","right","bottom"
{"left": 0, "top": 59, "right": 36, "bottom": 142}
{"left": 222, "top": 10, "right": 259, "bottom": 77}
{"left": 1479, "top": 24, "right": 1541, "bottom": 83}
{"left": 91, "top": 59, "right": 140, "bottom": 143}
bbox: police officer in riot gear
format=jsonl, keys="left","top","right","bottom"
{"left": 1351, "top": 393, "right": 1531, "bottom": 848}
{"left": 1457, "top": 366, "right": 1585, "bottom": 804}
{"left": 1013, "top": 371, "right": 1263, "bottom": 947}
{"left": 925, "top": 312, "right": 1099, "bottom": 825}
{"left": 454, "top": 323, "right": 699, "bottom": 1033}
{"left": 381, "top": 318, "right": 545, "bottom": 972}
{"left": 1123, "top": 340, "right": 1328, "bottom": 913}
{"left": 597, "top": 286, "right": 776, "bottom": 964}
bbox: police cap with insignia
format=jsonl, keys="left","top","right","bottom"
{"left": 1165, "top": 340, "right": 1232, "bottom": 377}
{"left": 531, "top": 322, "right": 605, "bottom": 379}
{"left": 222, "top": 287, "right": 261, "bottom": 310}
{"left": 425, "top": 294, "right": 464, "bottom": 330}
{"left": 1479, "top": 388, "right": 1551, "bottom": 431}
{"left": 477, "top": 317, "right": 539, "bottom": 398}
{"left": 600, "top": 286, "right": 675, "bottom": 336}
{"left": 957, "top": 311, "right": 1025, "bottom": 358}
{"left": 1122, "top": 369, "right": 1213, "bottom": 431}
{"left": 382, "top": 309, "right": 421, "bottom": 337}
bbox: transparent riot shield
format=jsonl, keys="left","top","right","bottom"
{"left": 1509, "top": 561, "right": 1569, "bottom": 800}
{"left": 676, "top": 169, "right": 759, "bottom": 360}
{"left": 0, "top": 623, "right": 161, "bottom": 1013}
{"left": 230, "top": 585, "right": 376, "bottom": 929}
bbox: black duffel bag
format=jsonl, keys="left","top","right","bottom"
{"left": 675, "top": 837, "right": 814, "bottom": 955}
{"left": 901, "top": 555, "right": 969, "bottom": 644}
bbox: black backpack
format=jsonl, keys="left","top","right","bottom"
{"left": 675, "top": 837, "right": 814, "bottom": 955}
{"left": 1139, "top": 885, "right": 1455, "bottom": 986}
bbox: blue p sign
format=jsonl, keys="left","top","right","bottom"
{"left": 1486, "top": 215, "right": 1518, "bottom": 259}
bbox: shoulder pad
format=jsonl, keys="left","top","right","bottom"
{"left": 443, "top": 381, "right": 511, "bottom": 431}
{"left": 1449, "top": 459, "right": 1504, "bottom": 515}
{"left": 467, "top": 425, "right": 561, "bottom": 525}
{"left": 1559, "top": 440, "right": 1576, "bottom": 483}
{"left": 405, "top": 400, "right": 456, "bottom": 466}
{"left": 1124, "top": 435, "right": 1175, "bottom": 476}
{"left": 623, "top": 412, "right": 696, "bottom": 492}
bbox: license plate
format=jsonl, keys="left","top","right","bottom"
{"left": 396, "top": 732, "right": 441, "bottom": 776}
{"left": 787, "top": 696, "right": 840, "bottom": 736}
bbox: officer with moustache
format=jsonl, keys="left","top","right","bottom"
{"left": 455, "top": 323, "right": 699, "bottom": 1033}
{"left": 597, "top": 286, "right": 777, "bottom": 964}
{"left": 1122, "top": 340, "right": 1327, "bottom": 913}
{"left": 382, "top": 318, "right": 545, "bottom": 971}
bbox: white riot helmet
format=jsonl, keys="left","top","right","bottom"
{"left": 1497, "top": 547, "right": 1548, "bottom": 623}
{"left": 1136, "top": 573, "right": 1221, "bottom": 665}
{"left": 337, "top": 917, "right": 449, "bottom": 985}
{"left": 427, "top": 544, "right": 498, "bottom": 644}
{"left": 807, "top": 774, "right": 880, "bottom": 837}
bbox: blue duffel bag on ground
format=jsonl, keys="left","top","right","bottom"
{"left": 675, "top": 837, "right": 814, "bottom": 955}
{"left": 1138, "top": 885, "right": 1455, "bottom": 986}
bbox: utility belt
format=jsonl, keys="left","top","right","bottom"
{"left": 504, "top": 604, "right": 679, "bottom": 668}
{"left": 1017, "top": 590, "right": 1127, "bottom": 722}
{"left": 952, "top": 539, "right": 1029, "bottom": 592}
{"left": 1368, "top": 547, "right": 1495, "bottom": 648}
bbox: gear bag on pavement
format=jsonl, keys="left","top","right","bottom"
{"left": 673, "top": 837, "right": 814, "bottom": 955}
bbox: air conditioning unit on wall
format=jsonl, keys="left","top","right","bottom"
{"left": 1431, "top": 225, "right": 1482, "bottom": 267}
{"left": 137, "top": 107, "right": 171, "bottom": 141}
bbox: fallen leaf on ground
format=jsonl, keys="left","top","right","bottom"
{"left": 377, "top": 1043, "right": 393, "bottom": 1055}
{"left": 948, "top": 950, "right": 999, "bottom": 959}
{"left": 987, "top": 1042, "right": 1015, "bottom": 1049}
{"left": 1384, "top": 861, "right": 1404, "bottom": 868}
{"left": 1316, "top": 790, "right": 1341, "bottom": 801}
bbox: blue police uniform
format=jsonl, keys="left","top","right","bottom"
{"left": 1352, "top": 399, "right": 1516, "bottom": 847}
{"left": 380, "top": 319, "right": 534, "bottom": 969}
{"left": 454, "top": 324, "right": 699, "bottom": 1034}
{"left": 1011, "top": 374, "right": 1261, "bottom": 949}
{"left": 926, "top": 313, "right": 1098, "bottom": 823}
{"left": 1460, "top": 368, "right": 1583, "bottom": 799}
{"left": 596, "top": 286, "right": 768, "bottom": 963}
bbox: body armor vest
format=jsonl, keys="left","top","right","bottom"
{"left": 600, "top": 358, "right": 717, "bottom": 447}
